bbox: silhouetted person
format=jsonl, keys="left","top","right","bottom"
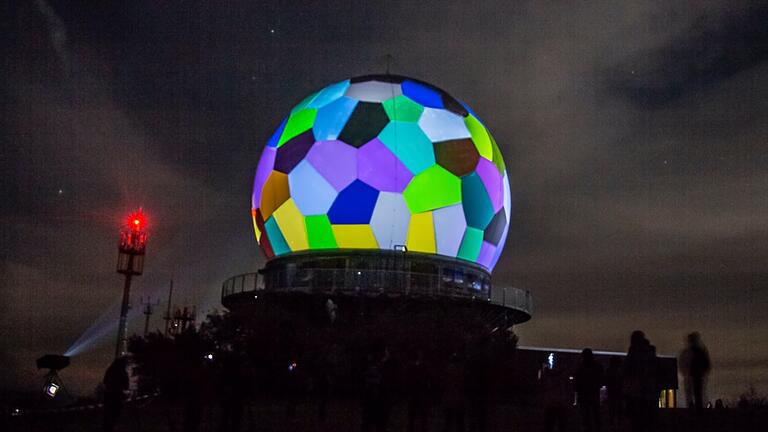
{"left": 604, "top": 357, "right": 623, "bottom": 430}
{"left": 539, "top": 363, "right": 571, "bottom": 432}
{"left": 623, "top": 331, "right": 656, "bottom": 432}
{"left": 102, "top": 357, "right": 129, "bottom": 432}
{"left": 406, "top": 351, "right": 432, "bottom": 432}
{"left": 442, "top": 353, "right": 465, "bottom": 432}
{"left": 645, "top": 345, "right": 659, "bottom": 428}
{"left": 575, "top": 349, "right": 603, "bottom": 432}
{"left": 679, "top": 332, "right": 711, "bottom": 411}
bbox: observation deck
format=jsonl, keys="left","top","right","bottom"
{"left": 221, "top": 250, "right": 532, "bottom": 323}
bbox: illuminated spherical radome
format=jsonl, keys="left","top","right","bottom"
{"left": 251, "top": 75, "right": 511, "bottom": 271}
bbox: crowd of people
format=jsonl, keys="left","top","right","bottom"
{"left": 539, "top": 330, "right": 711, "bottom": 432}
{"left": 100, "top": 329, "right": 710, "bottom": 432}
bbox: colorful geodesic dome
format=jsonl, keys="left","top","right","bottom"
{"left": 251, "top": 75, "right": 511, "bottom": 271}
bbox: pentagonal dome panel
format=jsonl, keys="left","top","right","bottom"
{"left": 264, "top": 216, "right": 290, "bottom": 256}
{"left": 273, "top": 198, "right": 308, "bottom": 251}
{"left": 403, "top": 165, "right": 461, "bottom": 214}
{"left": 305, "top": 215, "right": 337, "bottom": 249}
{"left": 461, "top": 173, "right": 494, "bottom": 229}
{"left": 331, "top": 224, "right": 378, "bottom": 248}
{"left": 401, "top": 80, "right": 443, "bottom": 108}
{"left": 370, "top": 192, "right": 410, "bottom": 250}
{"left": 483, "top": 209, "right": 507, "bottom": 246}
{"left": 418, "top": 107, "right": 471, "bottom": 142}
{"left": 288, "top": 160, "right": 338, "bottom": 215}
{"left": 345, "top": 81, "right": 402, "bottom": 102}
{"left": 357, "top": 138, "right": 412, "bottom": 193}
{"left": 465, "top": 114, "right": 492, "bottom": 160}
{"left": 260, "top": 171, "right": 290, "bottom": 220}
{"left": 433, "top": 204, "right": 466, "bottom": 257}
{"left": 433, "top": 138, "right": 479, "bottom": 177}
{"left": 327, "top": 179, "right": 379, "bottom": 224}
{"left": 377, "top": 121, "right": 435, "bottom": 175}
{"left": 274, "top": 130, "right": 315, "bottom": 173}
{"left": 382, "top": 95, "right": 423, "bottom": 122}
{"left": 407, "top": 211, "right": 436, "bottom": 253}
{"left": 457, "top": 227, "right": 483, "bottom": 261}
{"left": 306, "top": 140, "right": 357, "bottom": 191}
{"left": 338, "top": 102, "right": 390, "bottom": 148}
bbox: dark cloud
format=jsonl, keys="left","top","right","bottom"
{"left": 2, "top": 0, "right": 766, "bottom": 401}
{"left": 608, "top": 2, "right": 768, "bottom": 108}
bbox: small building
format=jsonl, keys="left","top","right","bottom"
{"left": 515, "top": 346, "right": 678, "bottom": 408}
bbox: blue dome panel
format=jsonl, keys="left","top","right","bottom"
{"left": 327, "top": 180, "right": 380, "bottom": 224}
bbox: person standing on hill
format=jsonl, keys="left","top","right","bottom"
{"left": 604, "top": 357, "right": 623, "bottom": 430}
{"left": 102, "top": 357, "right": 129, "bottom": 432}
{"left": 623, "top": 331, "right": 656, "bottom": 432}
{"left": 679, "top": 332, "right": 711, "bottom": 411}
{"left": 575, "top": 348, "right": 604, "bottom": 432}
{"left": 539, "top": 362, "right": 571, "bottom": 432}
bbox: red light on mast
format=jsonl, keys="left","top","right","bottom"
{"left": 119, "top": 209, "right": 148, "bottom": 256}
{"left": 126, "top": 209, "right": 147, "bottom": 232}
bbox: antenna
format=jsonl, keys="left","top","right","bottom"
{"left": 163, "top": 278, "right": 174, "bottom": 336}
{"left": 115, "top": 209, "right": 148, "bottom": 359}
{"left": 140, "top": 296, "right": 161, "bottom": 336}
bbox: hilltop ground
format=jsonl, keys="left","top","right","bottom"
{"left": 6, "top": 397, "right": 767, "bottom": 432}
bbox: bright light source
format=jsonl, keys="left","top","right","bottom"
{"left": 45, "top": 382, "right": 60, "bottom": 398}
{"left": 394, "top": 245, "right": 407, "bottom": 252}
{"left": 547, "top": 353, "right": 555, "bottom": 369}
{"left": 204, "top": 353, "right": 214, "bottom": 361}
{"left": 125, "top": 209, "right": 147, "bottom": 232}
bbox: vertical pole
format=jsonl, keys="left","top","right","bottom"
{"left": 164, "top": 278, "right": 174, "bottom": 336}
{"left": 115, "top": 254, "right": 134, "bottom": 359}
{"left": 143, "top": 301, "right": 151, "bottom": 337}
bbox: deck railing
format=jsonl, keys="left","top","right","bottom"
{"left": 222, "top": 269, "right": 532, "bottom": 316}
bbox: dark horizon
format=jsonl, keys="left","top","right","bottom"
{"left": 2, "top": 0, "right": 767, "bottom": 403}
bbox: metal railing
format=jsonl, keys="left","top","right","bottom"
{"left": 221, "top": 272, "right": 264, "bottom": 298}
{"left": 222, "top": 269, "right": 532, "bottom": 316}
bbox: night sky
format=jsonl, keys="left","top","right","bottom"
{"left": 2, "top": 1, "right": 767, "bottom": 402}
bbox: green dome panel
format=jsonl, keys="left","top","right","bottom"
{"left": 382, "top": 95, "right": 424, "bottom": 122}
{"left": 403, "top": 165, "right": 461, "bottom": 213}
